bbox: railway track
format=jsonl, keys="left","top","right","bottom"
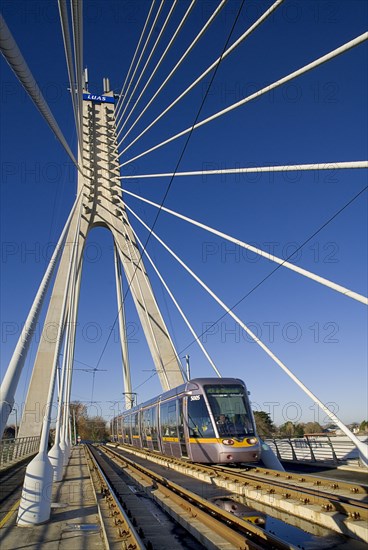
{"left": 88, "top": 444, "right": 298, "bottom": 549}
{"left": 104, "top": 443, "right": 368, "bottom": 542}
{"left": 204, "top": 464, "right": 368, "bottom": 520}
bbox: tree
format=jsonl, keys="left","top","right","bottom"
{"left": 278, "top": 421, "right": 305, "bottom": 437}
{"left": 70, "top": 401, "right": 88, "bottom": 441}
{"left": 86, "top": 416, "right": 109, "bottom": 442}
{"left": 253, "top": 411, "right": 275, "bottom": 437}
{"left": 359, "top": 420, "right": 368, "bottom": 433}
{"left": 69, "top": 402, "right": 109, "bottom": 441}
{"left": 303, "top": 422, "right": 323, "bottom": 434}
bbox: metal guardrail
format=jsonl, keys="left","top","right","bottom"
{"left": 264, "top": 435, "right": 368, "bottom": 465}
{"left": 0, "top": 436, "right": 40, "bottom": 469}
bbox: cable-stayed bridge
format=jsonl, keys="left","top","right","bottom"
{"left": 0, "top": 0, "right": 367, "bottom": 542}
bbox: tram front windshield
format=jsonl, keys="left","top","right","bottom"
{"left": 205, "top": 385, "right": 255, "bottom": 438}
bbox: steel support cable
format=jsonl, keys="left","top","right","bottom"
{"left": 120, "top": 215, "right": 172, "bottom": 389}
{"left": 120, "top": 32, "right": 368, "bottom": 168}
{"left": 62, "top": 204, "right": 83, "bottom": 422}
{"left": 58, "top": 204, "right": 82, "bottom": 440}
{"left": 115, "top": 0, "right": 179, "bottom": 133}
{"left": 115, "top": 0, "right": 196, "bottom": 139}
{"left": 169, "top": 184, "right": 368, "bottom": 361}
{"left": 120, "top": 189, "right": 368, "bottom": 305}
{"left": 127, "top": 219, "right": 222, "bottom": 377}
{"left": 0, "top": 14, "right": 80, "bottom": 171}
{"left": 125, "top": 202, "right": 368, "bottom": 463}
{"left": 117, "top": 0, "right": 281, "bottom": 152}
{"left": 113, "top": 243, "right": 133, "bottom": 406}
{"left": 115, "top": 0, "right": 157, "bottom": 118}
{"left": 35, "top": 202, "right": 84, "bottom": 457}
{"left": 116, "top": 0, "right": 228, "bottom": 149}
{"left": 122, "top": 211, "right": 191, "bottom": 381}
{"left": 120, "top": 160, "right": 368, "bottom": 180}
{"left": 0, "top": 186, "right": 85, "bottom": 439}
{"left": 94, "top": 0, "right": 245, "bottom": 373}
{"left": 116, "top": 0, "right": 165, "bottom": 121}
{"left": 71, "top": 0, "right": 84, "bottom": 150}
{"left": 53, "top": 309, "right": 70, "bottom": 446}
{"left": 58, "top": 0, "right": 81, "bottom": 154}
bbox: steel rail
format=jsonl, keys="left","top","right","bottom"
{"left": 108, "top": 443, "right": 368, "bottom": 522}
{"left": 85, "top": 444, "right": 145, "bottom": 549}
{"left": 208, "top": 464, "right": 368, "bottom": 521}
{"left": 216, "top": 464, "right": 368, "bottom": 497}
{"left": 100, "top": 444, "right": 298, "bottom": 550}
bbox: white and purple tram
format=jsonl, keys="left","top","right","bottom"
{"left": 112, "top": 378, "right": 261, "bottom": 464}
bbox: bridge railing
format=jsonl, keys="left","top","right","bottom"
{"left": 264, "top": 435, "right": 367, "bottom": 465}
{"left": 0, "top": 436, "right": 40, "bottom": 470}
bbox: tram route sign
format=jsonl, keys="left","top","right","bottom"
{"left": 83, "top": 93, "right": 115, "bottom": 104}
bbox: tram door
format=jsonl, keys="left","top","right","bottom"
{"left": 178, "top": 398, "right": 188, "bottom": 458}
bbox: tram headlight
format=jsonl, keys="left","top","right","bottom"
{"left": 222, "top": 439, "right": 235, "bottom": 445}
{"left": 246, "top": 437, "right": 258, "bottom": 445}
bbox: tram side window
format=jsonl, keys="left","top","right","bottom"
{"left": 160, "top": 401, "right": 178, "bottom": 437}
{"left": 187, "top": 395, "right": 215, "bottom": 438}
{"left": 142, "top": 409, "right": 152, "bottom": 437}
{"left": 151, "top": 406, "right": 160, "bottom": 450}
{"left": 123, "top": 415, "right": 131, "bottom": 443}
{"left": 151, "top": 406, "right": 158, "bottom": 436}
{"left": 131, "top": 413, "right": 139, "bottom": 437}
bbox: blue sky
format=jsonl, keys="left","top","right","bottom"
{"left": 1, "top": 0, "right": 367, "bottom": 427}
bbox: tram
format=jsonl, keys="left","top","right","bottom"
{"left": 111, "top": 378, "right": 261, "bottom": 463}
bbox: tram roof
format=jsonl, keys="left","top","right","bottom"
{"left": 116, "top": 377, "right": 246, "bottom": 418}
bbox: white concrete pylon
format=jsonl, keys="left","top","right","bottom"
{"left": 16, "top": 85, "right": 184, "bottom": 440}
{"left": 17, "top": 205, "right": 82, "bottom": 525}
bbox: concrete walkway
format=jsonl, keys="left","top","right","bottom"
{"left": 0, "top": 446, "right": 105, "bottom": 549}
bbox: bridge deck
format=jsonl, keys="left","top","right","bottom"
{"left": 0, "top": 446, "right": 105, "bottom": 549}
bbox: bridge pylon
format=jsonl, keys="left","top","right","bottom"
{"left": 8, "top": 80, "right": 184, "bottom": 441}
